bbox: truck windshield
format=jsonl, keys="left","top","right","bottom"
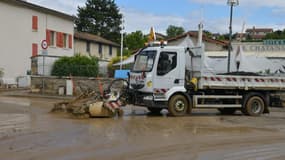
{"left": 132, "top": 50, "right": 156, "bottom": 72}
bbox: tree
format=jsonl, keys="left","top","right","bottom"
{"left": 203, "top": 30, "right": 213, "bottom": 38}
{"left": 75, "top": 0, "right": 123, "bottom": 43}
{"left": 51, "top": 55, "right": 99, "bottom": 77}
{"left": 265, "top": 29, "right": 285, "bottom": 39}
{"left": 124, "top": 31, "right": 147, "bottom": 51}
{"left": 166, "top": 25, "right": 185, "bottom": 38}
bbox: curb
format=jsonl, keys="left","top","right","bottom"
{"left": 0, "top": 91, "right": 74, "bottom": 100}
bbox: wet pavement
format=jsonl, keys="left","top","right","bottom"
{"left": 1, "top": 95, "right": 285, "bottom": 160}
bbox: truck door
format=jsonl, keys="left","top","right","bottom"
{"left": 154, "top": 51, "right": 182, "bottom": 94}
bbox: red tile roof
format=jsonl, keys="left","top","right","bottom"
{"left": 74, "top": 32, "right": 120, "bottom": 47}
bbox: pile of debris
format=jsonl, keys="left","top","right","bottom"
{"left": 51, "top": 79, "right": 128, "bottom": 118}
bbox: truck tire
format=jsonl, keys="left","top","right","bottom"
{"left": 244, "top": 96, "right": 265, "bottom": 116}
{"left": 168, "top": 94, "right": 189, "bottom": 116}
{"left": 218, "top": 108, "right": 236, "bottom": 115}
{"left": 147, "top": 107, "right": 162, "bottom": 114}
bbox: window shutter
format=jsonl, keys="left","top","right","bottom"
{"left": 68, "top": 34, "right": 72, "bottom": 49}
{"left": 32, "top": 16, "right": 38, "bottom": 30}
{"left": 32, "top": 43, "right": 38, "bottom": 57}
{"left": 46, "top": 30, "right": 51, "bottom": 46}
{"left": 56, "top": 32, "right": 63, "bottom": 48}
{"left": 60, "top": 33, "right": 63, "bottom": 48}
{"left": 56, "top": 32, "right": 60, "bottom": 47}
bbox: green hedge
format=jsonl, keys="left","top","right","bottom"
{"left": 51, "top": 55, "right": 99, "bottom": 77}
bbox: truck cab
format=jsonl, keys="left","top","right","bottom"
{"left": 129, "top": 43, "right": 199, "bottom": 115}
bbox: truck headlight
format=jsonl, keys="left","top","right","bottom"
{"left": 147, "top": 81, "right": 152, "bottom": 88}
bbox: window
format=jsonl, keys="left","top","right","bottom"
{"left": 68, "top": 34, "right": 72, "bottom": 49}
{"left": 133, "top": 50, "right": 156, "bottom": 72}
{"left": 157, "top": 52, "right": 177, "bottom": 76}
{"left": 46, "top": 30, "right": 56, "bottom": 46}
{"left": 109, "top": 45, "right": 112, "bottom": 56}
{"left": 98, "top": 43, "right": 102, "bottom": 57}
{"left": 86, "top": 41, "right": 91, "bottom": 53}
{"left": 63, "top": 33, "right": 68, "bottom": 48}
{"left": 50, "top": 31, "right": 55, "bottom": 46}
{"left": 32, "top": 16, "right": 38, "bottom": 31}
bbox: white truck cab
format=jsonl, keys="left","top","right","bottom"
{"left": 128, "top": 43, "right": 203, "bottom": 115}
{"left": 130, "top": 46, "right": 186, "bottom": 99}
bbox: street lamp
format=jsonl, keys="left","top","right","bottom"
{"left": 120, "top": 17, "right": 125, "bottom": 70}
{"left": 227, "top": 0, "right": 239, "bottom": 73}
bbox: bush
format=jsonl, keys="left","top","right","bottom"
{"left": 51, "top": 55, "right": 99, "bottom": 77}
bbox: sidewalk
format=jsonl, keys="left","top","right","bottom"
{"left": 0, "top": 89, "right": 74, "bottom": 100}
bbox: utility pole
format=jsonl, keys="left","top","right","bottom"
{"left": 227, "top": 0, "right": 239, "bottom": 73}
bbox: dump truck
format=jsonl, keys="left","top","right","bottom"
{"left": 122, "top": 25, "right": 285, "bottom": 116}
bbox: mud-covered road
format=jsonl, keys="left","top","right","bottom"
{"left": 1, "top": 95, "right": 285, "bottom": 160}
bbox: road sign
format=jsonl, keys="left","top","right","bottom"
{"left": 41, "top": 40, "right": 48, "bottom": 50}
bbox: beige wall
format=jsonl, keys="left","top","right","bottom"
{"left": 204, "top": 41, "right": 225, "bottom": 51}
{"left": 0, "top": 2, "right": 74, "bottom": 78}
{"left": 74, "top": 39, "right": 118, "bottom": 60}
{"left": 74, "top": 40, "right": 88, "bottom": 55}
{"left": 206, "top": 42, "right": 285, "bottom": 58}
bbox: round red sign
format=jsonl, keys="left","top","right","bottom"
{"left": 41, "top": 40, "right": 48, "bottom": 49}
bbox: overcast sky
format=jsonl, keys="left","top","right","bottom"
{"left": 28, "top": 0, "right": 285, "bottom": 34}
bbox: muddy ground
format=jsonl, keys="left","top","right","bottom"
{"left": 1, "top": 95, "right": 285, "bottom": 160}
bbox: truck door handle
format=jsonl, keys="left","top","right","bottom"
{"left": 174, "top": 79, "right": 179, "bottom": 84}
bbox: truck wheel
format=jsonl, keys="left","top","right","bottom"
{"left": 168, "top": 94, "right": 188, "bottom": 116}
{"left": 147, "top": 108, "right": 162, "bottom": 114}
{"left": 244, "top": 96, "right": 265, "bottom": 116}
{"left": 218, "top": 108, "right": 236, "bottom": 115}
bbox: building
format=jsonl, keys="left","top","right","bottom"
{"left": 235, "top": 33, "right": 247, "bottom": 41}
{"left": 245, "top": 27, "right": 273, "bottom": 40}
{"left": 167, "top": 31, "right": 228, "bottom": 52}
{"left": 166, "top": 30, "right": 285, "bottom": 60}
{"left": 74, "top": 31, "right": 119, "bottom": 60}
{"left": 74, "top": 31, "right": 120, "bottom": 75}
{"left": 0, "top": 0, "right": 74, "bottom": 79}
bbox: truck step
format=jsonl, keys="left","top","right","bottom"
{"left": 193, "top": 95, "right": 242, "bottom": 108}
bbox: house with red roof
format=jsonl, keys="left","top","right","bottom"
{"left": 245, "top": 27, "right": 273, "bottom": 40}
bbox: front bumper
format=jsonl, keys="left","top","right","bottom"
{"left": 128, "top": 90, "right": 166, "bottom": 108}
